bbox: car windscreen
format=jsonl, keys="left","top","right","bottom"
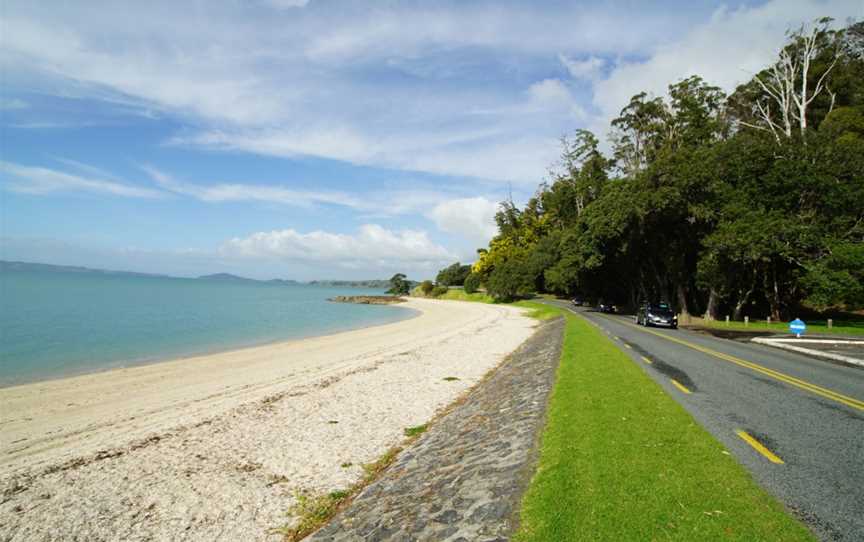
{"left": 648, "top": 304, "right": 673, "bottom": 313}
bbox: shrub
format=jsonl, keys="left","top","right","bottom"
{"left": 430, "top": 286, "right": 449, "bottom": 298}
{"left": 419, "top": 280, "right": 435, "bottom": 295}
{"left": 463, "top": 272, "right": 480, "bottom": 294}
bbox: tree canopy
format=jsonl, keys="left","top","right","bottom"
{"left": 470, "top": 19, "right": 863, "bottom": 319}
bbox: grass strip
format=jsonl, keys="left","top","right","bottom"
{"left": 437, "top": 289, "right": 496, "bottom": 303}
{"left": 515, "top": 304, "right": 815, "bottom": 541}
{"left": 691, "top": 317, "right": 864, "bottom": 336}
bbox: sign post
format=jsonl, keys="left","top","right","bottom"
{"left": 789, "top": 318, "right": 806, "bottom": 338}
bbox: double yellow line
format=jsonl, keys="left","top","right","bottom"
{"left": 608, "top": 316, "right": 864, "bottom": 412}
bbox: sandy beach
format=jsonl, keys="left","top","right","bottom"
{"left": 0, "top": 298, "right": 536, "bottom": 541}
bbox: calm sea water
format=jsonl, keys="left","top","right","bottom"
{"left": 0, "top": 270, "right": 415, "bottom": 387}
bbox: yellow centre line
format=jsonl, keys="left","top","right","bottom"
{"left": 599, "top": 315, "right": 864, "bottom": 412}
{"left": 641, "top": 356, "right": 653, "bottom": 365}
{"left": 671, "top": 379, "right": 692, "bottom": 394}
{"left": 736, "top": 430, "right": 785, "bottom": 464}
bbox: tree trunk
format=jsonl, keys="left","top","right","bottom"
{"left": 733, "top": 274, "right": 757, "bottom": 321}
{"left": 676, "top": 283, "right": 690, "bottom": 323}
{"left": 768, "top": 270, "right": 782, "bottom": 321}
{"left": 703, "top": 288, "right": 719, "bottom": 321}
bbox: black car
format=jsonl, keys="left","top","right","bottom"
{"left": 598, "top": 302, "right": 616, "bottom": 313}
{"left": 571, "top": 297, "right": 583, "bottom": 306}
{"left": 636, "top": 302, "right": 677, "bottom": 328}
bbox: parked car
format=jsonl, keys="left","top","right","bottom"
{"left": 636, "top": 302, "right": 677, "bottom": 328}
{"left": 571, "top": 297, "right": 584, "bottom": 306}
{"left": 598, "top": 302, "right": 616, "bottom": 313}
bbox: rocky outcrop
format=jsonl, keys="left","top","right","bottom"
{"left": 329, "top": 296, "right": 406, "bottom": 305}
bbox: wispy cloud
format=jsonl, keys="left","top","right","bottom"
{"left": 590, "top": 1, "right": 860, "bottom": 129}
{"left": 2, "top": 1, "right": 859, "bottom": 183}
{"left": 428, "top": 197, "right": 500, "bottom": 246}
{"left": 220, "top": 224, "right": 456, "bottom": 267}
{"left": 141, "top": 165, "right": 365, "bottom": 209}
{"left": 0, "top": 98, "right": 29, "bottom": 110}
{"left": 0, "top": 2, "right": 711, "bottom": 183}
{"left": 558, "top": 54, "right": 606, "bottom": 81}
{"left": 0, "top": 161, "right": 163, "bottom": 198}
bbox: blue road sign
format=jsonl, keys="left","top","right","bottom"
{"left": 789, "top": 318, "right": 806, "bottom": 336}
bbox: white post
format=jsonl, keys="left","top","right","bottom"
{"left": 725, "top": 315, "right": 730, "bottom": 326}
{"left": 767, "top": 316, "right": 771, "bottom": 327}
{"left": 744, "top": 316, "right": 749, "bottom": 327}
{"left": 828, "top": 318, "right": 833, "bottom": 329}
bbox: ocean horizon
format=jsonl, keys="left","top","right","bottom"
{"left": 0, "top": 269, "right": 415, "bottom": 387}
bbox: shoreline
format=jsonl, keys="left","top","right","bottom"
{"left": 1, "top": 298, "right": 537, "bottom": 542}
{"left": 0, "top": 303, "right": 420, "bottom": 391}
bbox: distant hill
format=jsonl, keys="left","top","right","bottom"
{"left": 2, "top": 261, "right": 408, "bottom": 288}
{"left": 308, "top": 279, "right": 417, "bottom": 289}
{"left": 267, "top": 278, "right": 300, "bottom": 285}
{"left": 196, "top": 273, "right": 258, "bottom": 282}
{"left": 0, "top": 260, "right": 168, "bottom": 278}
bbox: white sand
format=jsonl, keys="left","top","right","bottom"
{"left": 0, "top": 298, "right": 536, "bottom": 541}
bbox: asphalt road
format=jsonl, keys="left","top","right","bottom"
{"left": 545, "top": 300, "right": 864, "bottom": 542}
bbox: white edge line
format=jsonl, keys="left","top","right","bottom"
{"left": 752, "top": 338, "right": 864, "bottom": 367}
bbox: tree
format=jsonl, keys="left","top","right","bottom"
{"left": 387, "top": 273, "right": 410, "bottom": 296}
{"left": 419, "top": 280, "right": 434, "bottom": 296}
{"left": 735, "top": 18, "right": 842, "bottom": 141}
{"left": 486, "top": 258, "right": 534, "bottom": 302}
{"left": 463, "top": 272, "right": 481, "bottom": 294}
{"left": 435, "top": 262, "right": 472, "bottom": 286}
{"left": 468, "top": 19, "right": 863, "bottom": 318}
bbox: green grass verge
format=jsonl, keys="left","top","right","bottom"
{"left": 513, "top": 300, "right": 561, "bottom": 320}
{"left": 436, "top": 289, "right": 496, "bottom": 303}
{"left": 515, "top": 303, "right": 815, "bottom": 541}
{"left": 691, "top": 318, "right": 864, "bottom": 336}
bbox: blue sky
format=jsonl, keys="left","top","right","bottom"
{"left": 1, "top": 0, "right": 861, "bottom": 279}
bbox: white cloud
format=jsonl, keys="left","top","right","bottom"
{"left": 0, "top": 2, "right": 711, "bottom": 183}
{"left": 0, "top": 161, "right": 163, "bottom": 198}
{"left": 1, "top": 0, "right": 860, "bottom": 185}
{"left": 220, "top": 224, "right": 456, "bottom": 267}
{"left": 527, "top": 78, "right": 586, "bottom": 118}
{"left": 559, "top": 54, "right": 606, "bottom": 81}
{"left": 170, "top": 128, "right": 557, "bottom": 184}
{"left": 593, "top": 0, "right": 862, "bottom": 126}
{"left": 428, "top": 197, "right": 499, "bottom": 245}
{"left": 261, "top": 0, "right": 311, "bottom": 9}
{"left": 141, "top": 165, "right": 364, "bottom": 209}
{"left": 0, "top": 98, "right": 29, "bottom": 110}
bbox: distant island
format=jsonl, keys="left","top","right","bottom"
{"left": 2, "top": 261, "right": 394, "bottom": 288}
{"left": 308, "top": 279, "right": 393, "bottom": 289}
{"left": 0, "top": 260, "right": 168, "bottom": 279}
{"left": 197, "top": 273, "right": 261, "bottom": 282}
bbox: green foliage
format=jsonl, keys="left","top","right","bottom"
{"left": 463, "top": 272, "right": 481, "bottom": 294}
{"left": 430, "top": 285, "right": 449, "bottom": 298}
{"left": 473, "top": 20, "right": 863, "bottom": 318}
{"left": 419, "top": 280, "right": 434, "bottom": 295}
{"left": 437, "top": 288, "right": 495, "bottom": 303}
{"left": 435, "top": 262, "right": 472, "bottom": 286}
{"left": 486, "top": 257, "right": 534, "bottom": 302}
{"left": 386, "top": 273, "right": 410, "bottom": 296}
